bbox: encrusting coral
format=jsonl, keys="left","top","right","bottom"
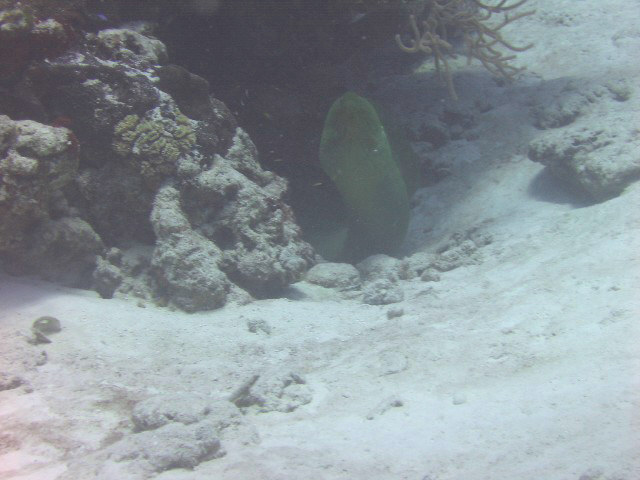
{"left": 113, "top": 109, "right": 196, "bottom": 187}
{"left": 395, "top": 0, "right": 535, "bottom": 99}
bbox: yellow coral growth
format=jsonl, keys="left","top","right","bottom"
{"left": 112, "top": 109, "right": 196, "bottom": 186}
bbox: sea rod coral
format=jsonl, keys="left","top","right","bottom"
{"left": 395, "top": 0, "right": 535, "bottom": 99}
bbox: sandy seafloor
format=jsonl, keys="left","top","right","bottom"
{"left": 1, "top": 0, "right": 639, "bottom": 479}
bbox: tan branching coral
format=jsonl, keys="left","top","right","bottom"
{"left": 395, "top": 0, "right": 535, "bottom": 99}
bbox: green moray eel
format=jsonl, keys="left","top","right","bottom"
{"left": 319, "top": 92, "right": 417, "bottom": 261}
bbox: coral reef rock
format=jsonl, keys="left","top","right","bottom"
{"left": 529, "top": 118, "right": 640, "bottom": 201}
{"left": 0, "top": 23, "right": 314, "bottom": 310}
{"left": 305, "top": 262, "right": 362, "bottom": 291}
{"left": 529, "top": 79, "right": 640, "bottom": 201}
{"left": 0, "top": 115, "right": 103, "bottom": 284}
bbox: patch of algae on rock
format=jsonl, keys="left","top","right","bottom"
{"left": 113, "top": 108, "right": 196, "bottom": 186}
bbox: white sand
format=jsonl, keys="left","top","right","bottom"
{"left": 1, "top": 1, "right": 639, "bottom": 479}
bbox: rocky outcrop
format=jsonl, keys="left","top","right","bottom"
{"left": 528, "top": 118, "right": 640, "bottom": 201}
{"left": 0, "top": 115, "right": 103, "bottom": 284}
{"left": 0, "top": 16, "right": 314, "bottom": 310}
{"left": 528, "top": 79, "right": 640, "bottom": 202}
{"left": 148, "top": 128, "right": 314, "bottom": 311}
